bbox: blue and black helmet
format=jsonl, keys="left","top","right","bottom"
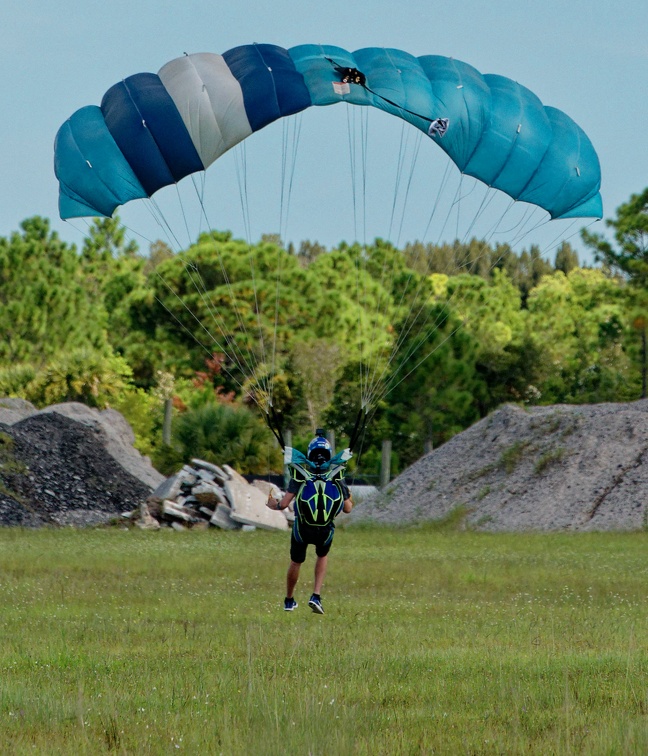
{"left": 307, "top": 431, "right": 331, "bottom": 465}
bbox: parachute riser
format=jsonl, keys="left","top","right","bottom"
{"left": 265, "top": 405, "right": 286, "bottom": 450}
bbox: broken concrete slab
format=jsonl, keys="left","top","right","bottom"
{"left": 149, "top": 473, "right": 187, "bottom": 504}
{"left": 137, "top": 510, "right": 161, "bottom": 530}
{"left": 162, "top": 500, "right": 197, "bottom": 523}
{"left": 192, "top": 481, "right": 227, "bottom": 507}
{"left": 210, "top": 502, "right": 241, "bottom": 530}
{"left": 191, "top": 458, "right": 228, "bottom": 484}
{"left": 225, "top": 477, "right": 289, "bottom": 531}
{"left": 222, "top": 464, "right": 249, "bottom": 488}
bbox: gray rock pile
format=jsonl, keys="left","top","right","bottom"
{"left": 138, "top": 459, "right": 291, "bottom": 532}
{"left": 357, "top": 399, "right": 648, "bottom": 531}
{"left": 0, "top": 402, "right": 161, "bottom": 527}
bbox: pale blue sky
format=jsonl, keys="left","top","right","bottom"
{"left": 2, "top": 0, "right": 647, "bottom": 261}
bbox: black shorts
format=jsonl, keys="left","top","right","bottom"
{"left": 290, "top": 520, "right": 335, "bottom": 563}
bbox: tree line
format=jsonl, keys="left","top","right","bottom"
{"left": 0, "top": 187, "right": 646, "bottom": 479}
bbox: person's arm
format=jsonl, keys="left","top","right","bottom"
{"left": 340, "top": 480, "right": 353, "bottom": 513}
{"left": 266, "top": 491, "right": 295, "bottom": 511}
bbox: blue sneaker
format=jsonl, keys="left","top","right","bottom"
{"left": 284, "top": 597, "right": 298, "bottom": 611}
{"left": 308, "top": 594, "right": 324, "bottom": 615}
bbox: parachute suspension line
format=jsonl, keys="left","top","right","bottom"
{"left": 493, "top": 202, "right": 539, "bottom": 238}
{"left": 379, "top": 321, "right": 466, "bottom": 403}
{"left": 181, "top": 158, "right": 269, "bottom": 403}
{"left": 174, "top": 183, "right": 193, "bottom": 250}
{"left": 279, "top": 114, "right": 303, "bottom": 241}
{"left": 363, "top": 122, "right": 424, "bottom": 409}
{"left": 190, "top": 172, "right": 207, "bottom": 239}
{"left": 360, "top": 105, "right": 373, "bottom": 407}
{"left": 420, "top": 158, "right": 453, "bottom": 243}
{"left": 147, "top": 198, "right": 185, "bottom": 252}
{"left": 234, "top": 143, "right": 254, "bottom": 243}
{"left": 361, "top": 170, "right": 479, "bottom": 407}
{"left": 388, "top": 120, "right": 408, "bottom": 242}
{"left": 392, "top": 189, "right": 509, "bottom": 368}
{"left": 361, "top": 105, "right": 369, "bottom": 249}
{"left": 230, "top": 141, "right": 272, "bottom": 404}
{"left": 458, "top": 186, "right": 499, "bottom": 245}
{"left": 434, "top": 174, "right": 465, "bottom": 247}
{"left": 542, "top": 218, "right": 594, "bottom": 260}
{"left": 395, "top": 131, "right": 423, "bottom": 249}
{"left": 152, "top": 273, "right": 260, "bottom": 405}
{"left": 364, "top": 198, "right": 522, "bottom": 409}
{"left": 266, "top": 116, "right": 304, "bottom": 413}
{"left": 345, "top": 104, "right": 359, "bottom": 243}
{"left": 346, "top": 104, "right": 368, "bottom": 405}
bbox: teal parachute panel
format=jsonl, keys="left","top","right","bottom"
{"left": 55, "top": 45, "right": 602, "bottom": 221}
{"left": 54, "top": 106, "right": 147, "bottom": 219}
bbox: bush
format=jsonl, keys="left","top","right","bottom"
{"left": 158, "top": 400, "right": 282, "bottom": 475}
{"left": 24, "top": 349, "right": 132, "bottom": 408}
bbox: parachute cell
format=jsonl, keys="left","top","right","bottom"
{"left": 55, "top": 43, "right": 602, "bottom": 221}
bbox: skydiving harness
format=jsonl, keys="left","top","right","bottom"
{"left": 287, "top": 451, "right": 350, "bottom": 527}
{"left": 325, "top": 58, "right": 450, "bottom": 139}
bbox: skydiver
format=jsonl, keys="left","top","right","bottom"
{"left": 267, "top": 432, "right": 353, "bottom": 615}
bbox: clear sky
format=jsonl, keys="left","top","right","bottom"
{"left": 2, "top": 0, "right": 647, "bottom": 263}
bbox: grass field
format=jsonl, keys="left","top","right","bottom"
{"left": 1, "top": 524, "right": 647, "bottom": 754}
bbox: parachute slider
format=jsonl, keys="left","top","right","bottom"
{"left": 325, "top": 57, "right": 367, "bottom": 87}
{"left": 428, "top": 118, "right": 450, "bottom": 138}
{"left": 337, "top": 66, "right": 366, "bottom": 86}
{"left": 327, "top": 56, "right": 450, "bottom": 136}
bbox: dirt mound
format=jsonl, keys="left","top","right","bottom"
{"left": 357, "top": 400, "right": 648, "bottom": 531}
{"left": 0, "top": 412, "right": 155, "bottom": 527}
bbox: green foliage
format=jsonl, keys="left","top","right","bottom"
{"left": 499, "top": 440, "right": 529, "bottom": 473}
{"left": 161, "top": 399, "right": 282, "bottom": 475}
{"left": 0, "top": 363, "right": 36, "bottom": 397}
{"left": 110, "top": 388, "right": 162, "bottom": 458}
{"left": 3, "top": 191, "right": 648, "bottom": 474}
{"left": 582, "top": 187, "right": 648, "bottom": 285}
{"left": 23, "top": 348, "right": 133, "bottom": 408}
{"left": 0, "top": 217, "right": 108, "bottom": 363}
{"left": 534, "top": 446, "right": 566, "bottom": 474}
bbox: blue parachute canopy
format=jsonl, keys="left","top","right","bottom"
{"left": 55, "top": 44, "right": 602, "bottom": 221}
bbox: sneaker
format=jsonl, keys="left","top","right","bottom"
{"left": 308, "top": 594, "right": 324, "bottom": 615}
{"left": 284, "top": 597, "right": 298, "bottom": 611}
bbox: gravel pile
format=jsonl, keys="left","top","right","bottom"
{"left": 0, "top": 401, "right": 163, "bottom": 527}
{"left": 356, "top": 400, "right": 648, "bottom": 531}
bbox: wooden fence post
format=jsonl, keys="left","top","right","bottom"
{"left": 326, "top": 429, "right": 336, "bottom": 457}
{"left": 380, "top": 439, "right": 392, "bottom": 489}
{"left": 162, "top": 398, "right": 173, "bottom": 446}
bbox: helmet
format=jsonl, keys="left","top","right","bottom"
{"left": 307, "top": 433, "right": 332, "bottom": 466}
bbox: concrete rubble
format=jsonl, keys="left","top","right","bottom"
{"left": 137, "top": 458, "right": 291, "bottom": 532}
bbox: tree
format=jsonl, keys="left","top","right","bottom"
{"left": 554, "top": 242, "right": 579, "bottom": 275}
{"left": 290, "top": 339, "right": 342, "bottom": 431}
{"left": 0, "top": 217, "right": 108, "bottom": 364}
{"left": 582, "top": 188, "right": 648, "bottom": 285}
{"left": 526, "top": 268, "right": 633, "bottom": 403}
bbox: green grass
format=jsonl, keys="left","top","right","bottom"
{"left": 535, "top": 446, "right": 567, "bottom": 474}
{"left": 1, "top": 526, "right": 648, "bottom": 754}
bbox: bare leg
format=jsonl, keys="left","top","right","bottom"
{"left": 313, "top": 555, "right": 328, "bottom": 595}
{"left": 286, "top": 561, "right": 301, "bottom": 599}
